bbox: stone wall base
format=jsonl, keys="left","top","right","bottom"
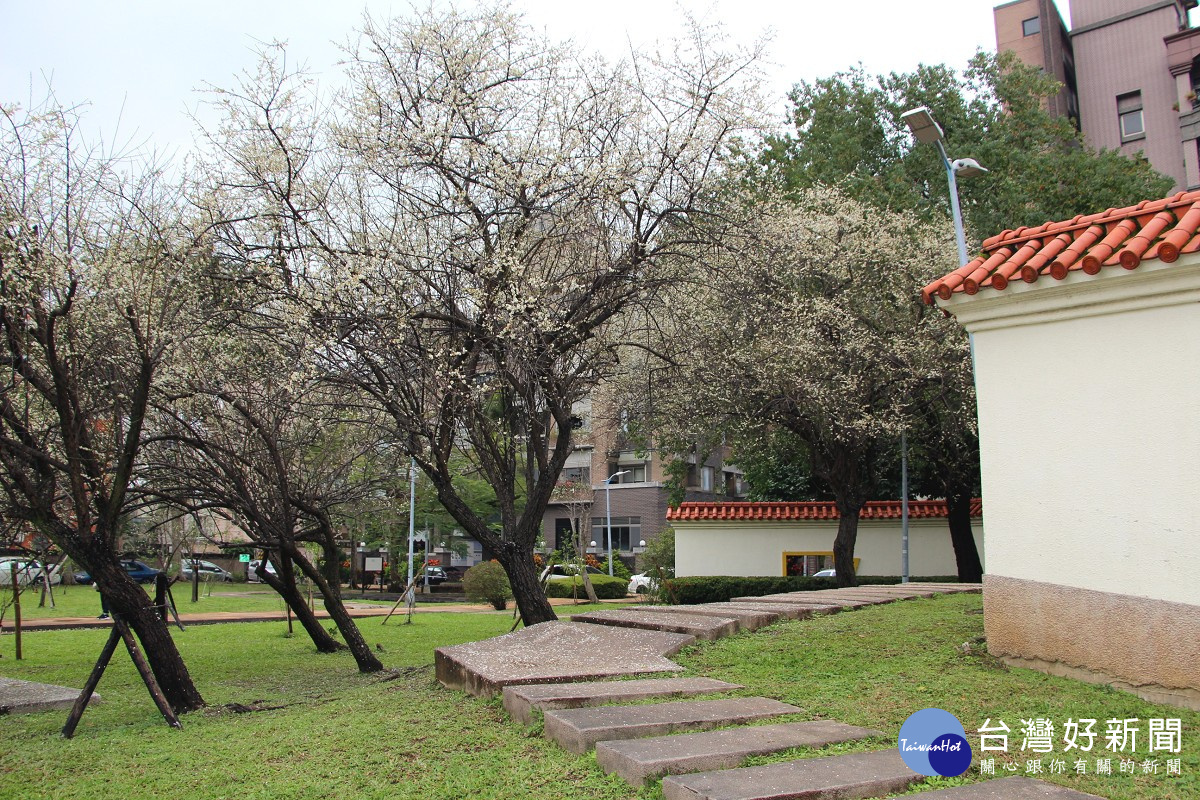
{"left": 984, "top": 574, "right": 1200, "bottom": 712}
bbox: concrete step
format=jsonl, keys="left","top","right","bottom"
{"left": 543, "top": 696, "right": 802, "bottom": 754}
{"left": 596, "top": 720, "right": 884, "bottom": 787}
{"left": 730, "top": 595, "right": 861, "bottom": 611}
{"left": 572, "top": 609, "right": 739, "bottom": 641}
{"left": 435, "top": 621, "right": 694, "bottom": 697}
{"left": 661, "top": 749, "right": 921, "bottom": 800}
{"left": 719, "top": 602, "right": 820, "bottom": 621}
{"left": 884, "top": 776, "right": 1107, "bottom": 799}
{"left": 502, "top": 677, "right": 741, "bottom": 725}
{"left": 634, "top": 604, "right": 783, "bottom": 631}
{"left": 903, "top": 583, "right": 983, "bottom": 593}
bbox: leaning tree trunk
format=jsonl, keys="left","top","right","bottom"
{"left": 288, "top": 543, "right": 382, "bottom": 673}
{"left": 832, "top": 505, "right": 862, "bottom": 588}
{"left": 91, "top": 559, "right": 206, "bottom": 713}
{"left": 257, "top": 562, "right": 343, "bottom": 654}
{"left": 498, "top": 542, "right": 558, "bottom": 626}
{"left": 574, "top": 527, "right": 599, "bottom": 604}
{"left": 945, "top": 492, "right": 983, "bottom": 583}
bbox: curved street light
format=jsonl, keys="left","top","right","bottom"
{"left": 605, "top": 470, "right": 631, "bottom": 576}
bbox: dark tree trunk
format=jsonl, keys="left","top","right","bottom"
{"left": 288, "top": 541, "right": 383, "bottom": 673}
{"left": 946, "top": 492, "right": 983, "bottom": 583}
{"left": 258, "top": 565, "right": 343, "bottom": 653}
{"left": 832, "top": 508, "right": 861, "bottom": 588}
{"left": 499, "top": 544, "right": 557, "bottom": 626}
{"left": 94, "top": 561, "right": 205, "bottom": 713}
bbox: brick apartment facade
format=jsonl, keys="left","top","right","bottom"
{"left": 995, "top": 0, "right": 1200, "bottom": 189}
{"left": 538, "top": 395, "right": 745, "bottom": 570}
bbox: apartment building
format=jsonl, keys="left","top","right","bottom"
{"left": 995, "top": 0, "right": 1200, "bottom": 189}
{"left": 539, "top": 395, "right": 746, "bottom": 568}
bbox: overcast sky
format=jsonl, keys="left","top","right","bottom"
{"left": 1, "top": 0, "right": 1076, "bottom": 159}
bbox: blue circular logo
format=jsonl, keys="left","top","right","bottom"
{"left": 897, "top": 708, "right": 973, "bottom": 776}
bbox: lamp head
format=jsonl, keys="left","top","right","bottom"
{"left": 951, "top": 158, "right": 988, "bottom": 179}
{"left": 901, "top": 106, "right": 944, "bottom": 145}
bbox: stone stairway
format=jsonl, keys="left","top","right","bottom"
{"left": 436, "top": 583, "right": 1107, "bottom": 799}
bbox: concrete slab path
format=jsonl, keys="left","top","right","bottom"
{"left": 502, "top": 677, "right": 741, "bottom": 726}
{"left": 595, "top": 720, "right": 884, "bottom": 787}
{"left": 571, "top": 609, "right": 740, "bottom": 640}
{"left": 884, "top": 776, "right": 1107, "bottom": 799}
{"left": 543, "top": 697, "right": 802, "bottom": 754}
{"left": 0, "top": 677, "right": 98, "bottom": 714}
{"left": 660, "top": 749, "right": 921, "bottom": 800}
{"left": 435, "top": 621, "right": 694, "bottom": 696}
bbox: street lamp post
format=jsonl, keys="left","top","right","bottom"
{"left": 900, "top": 106, "right": 987, "bottom": 269}
{"left": 901, "top": 107, "right": 988, "bottom": 585}
{"left": 604, "top": 470, "right": 630, "bottom": 576}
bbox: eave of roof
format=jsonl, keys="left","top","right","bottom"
{"left": 921, "top": 190, "right": 1200, "bottom": 305}
{"left": 667, "top": 499, "right": 982, "bottom": 522}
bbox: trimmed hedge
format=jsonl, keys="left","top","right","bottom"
{"left": 664, "top": 575, "right": 962, "bottom": 605}
{"left": 544, "top": 574, "right": 628, "bottom": 600}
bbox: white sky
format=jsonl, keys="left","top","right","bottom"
{"left": 1, "top": 0, "right": 1077, "bottom": 160}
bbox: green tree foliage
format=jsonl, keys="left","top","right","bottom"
{"left": 756, "top": 51, "right": 1173, "bottom": 249}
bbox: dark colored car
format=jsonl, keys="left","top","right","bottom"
{"left": 423, "top": 566, "right": 448, "bottom": 585}
{"left": 74, "top": 559, "right": 161, "bottom": 585}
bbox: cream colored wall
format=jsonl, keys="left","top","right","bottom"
{"left": 675, "top": 518, "right": 984, "bottom": 577}
{"left": 944, "top": 258, "right": 1200, "bottom": 607}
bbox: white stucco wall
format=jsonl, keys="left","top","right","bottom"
{"left": 945, "top": 258, "right": 1200, "bottom": 607}
{"left": 675, "top": 518, "right": 984, "bottom": 577}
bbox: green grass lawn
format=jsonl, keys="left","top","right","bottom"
{"left": 4, "top": 583, "right": 324, "bottom": 620}
{"left": 0, "top": 594, "right": 1194, "bottom": 799}
{"left": 4, "top": 583, "right": 630, "bottom": 621}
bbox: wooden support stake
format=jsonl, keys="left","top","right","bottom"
{"left": 165, "top": 584, "right": 185, "bottom": 631}
{"left": 381, "top": 559, "right": 429, "bottom": 625}
{"left": 114, "top": 618, "right": 182, "bottom": 731}
{"left": 62, "top": 623, "right": 122, "bottom": 738}
{"left": 10, "top": 562, "right": 21, "bottom": 660}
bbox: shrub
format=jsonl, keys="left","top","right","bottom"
{"left": 544, "top": 574, "right": 628, "bottom": 600}
{"left": 462, "top": 561, "right": 512, "bottom": 610}
{"left": 666, "top": 575, "right": 961, "bottom": 605}
{"left": 597, "top": 556, "right": 632, "bottom": 581}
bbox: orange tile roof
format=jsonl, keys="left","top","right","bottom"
{"left": 667, "top": 499, "right": 982, "bottom": 522}
{"left": 921, "top": 190, "right": 1200, "bottom": 304}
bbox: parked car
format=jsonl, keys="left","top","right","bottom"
{"left": 0, "top": 556, "right": 60, "bottom": 586}
{"left": 74, "top": 559, "right": 161, "bottom": 585}
{"left": 423, "top": 566, "right": 448, "bottom": 585}
{"left": 246, "top": 559, "right": 278, "bottom": 583}
{"left": 812, "top": 568, "right": 836, "bottom": 578}
{"left": 180, "top": 559, "right": 233, "bottom": 582}
{"left": 628, "top": 573, "right": 657, "bottom": 595}
{"left": 544, "top": 564, "right": 603, "bottom": 580}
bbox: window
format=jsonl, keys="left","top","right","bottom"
{"left": 1022, "top": 16, "right": 1040, "bottom": 36}
{"left": 700, "top": 465, "right": 714, "bottom": 492}
{"left": 783, "top": 552, "right": 861, "bottom": 577}
{"left": 1117, "top": 91, "right": 1144, "bottom": 141}
{"left": 615, "top": 464, "right": 646, "bottom": 483}
{"left": 592, "top": 516, "right": 642, "bottom": 552}
{"left": 561, "top": 466, "right": 590, "bottom": 484}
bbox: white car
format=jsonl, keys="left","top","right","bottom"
{"left": 543, "top": 564, "right": 603, "bottom": 581}
{"left": 812, "top": 568, "right": 837, "bottom": 578}
{"left": 0, "top": 557, "right": 61, "bottom": 586}
{"left": 246, "top": 559, "right": 278, "bottom": 583}
{"left": 628, "top": 573, "right": 657, "bottom": 595}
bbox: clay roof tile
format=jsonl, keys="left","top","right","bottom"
{"left": 924, "top": 190, "right": 1200, "bottom": 303}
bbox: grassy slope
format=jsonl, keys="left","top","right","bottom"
{"left": 0, "top": 594, "right": 1194, "bottom": 799}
